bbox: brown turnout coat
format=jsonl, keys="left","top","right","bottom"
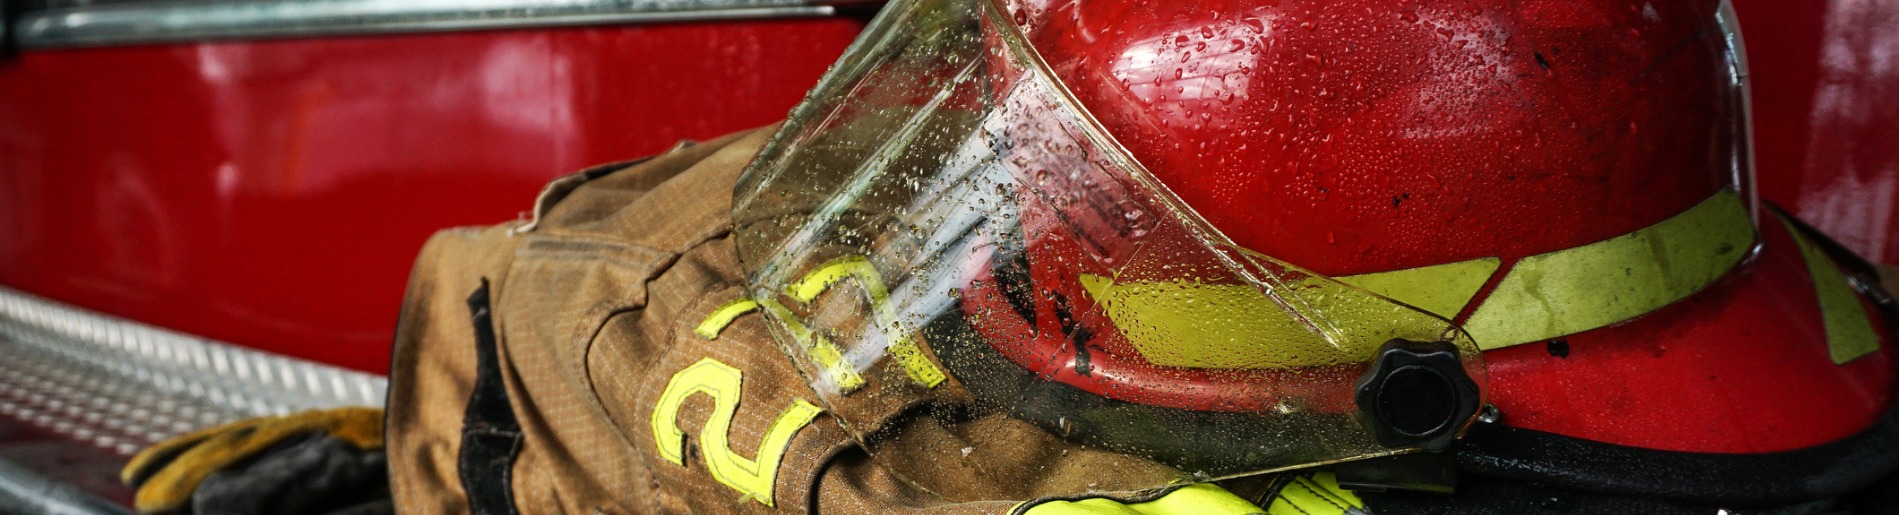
{"left": 382, "top": 127, "right": 1277, "bottom": 514}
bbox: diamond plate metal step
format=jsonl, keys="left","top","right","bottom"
{"left": 0, "top": 285, "right": 388, "bottom": 511}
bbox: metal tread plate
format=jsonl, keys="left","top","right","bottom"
{"left": 0, "top": 285, "right": 387, "bottom": 458}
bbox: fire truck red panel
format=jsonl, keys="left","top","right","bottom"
{"left": 0, "top": 19, "right": 864, "bottom": 373}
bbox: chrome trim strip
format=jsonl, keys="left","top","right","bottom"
{"left": 0, "top": 456, "right": 133, "bottom": 515}
{"left": 1716, "top": 0, "right": 1759, "bottom": 223}
{"left": 0, "top": 285, "right": 386, "bottom": 456}
{"left": 16, "top": 0, "right": 840, "bottom": 50}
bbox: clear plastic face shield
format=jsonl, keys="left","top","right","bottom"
{"left": 732, "top": 0, "right": 1484, "bottom": 497}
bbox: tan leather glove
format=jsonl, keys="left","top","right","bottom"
{"left": 119, "top": 406, "right": 384, "bottom": 513}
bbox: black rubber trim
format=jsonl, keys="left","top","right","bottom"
{"left": 458, "top": 280, "right": 522, "bottom": 515}
{"left": 1453, "top": 409, "right": 1897, "bottom": 506}
{"left": 1357, "top": 473, "right": 1838, "bottom": 515}
{"left": 927, "top": 290, "right": 1354, "bottom": 475}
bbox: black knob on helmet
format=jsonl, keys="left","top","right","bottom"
{"left": 1355, "top": 339, "right": 1481, "bottom": 452}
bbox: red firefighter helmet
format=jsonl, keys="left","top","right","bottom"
{"left": 732, "top": 0, "right": 1895, "bottom": 505}
{"left": 1003, "top": 0, "right": 1895, "bottom": 455}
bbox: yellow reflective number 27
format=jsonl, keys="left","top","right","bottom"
{"left": 650, "top": 359, "right": 822, "bottom": 507}
{"left": 653, "top": 299, "right": 825, "bottom": 509}
{"left": 766, "top": 256, "right": 947, "bottom": 393}
{"left": 651, "top": 256, "right": 947, "bottom": 507}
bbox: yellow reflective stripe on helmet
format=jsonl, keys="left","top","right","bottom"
{"left": 694, "top": 298, "right": 760, "bottom": 339}
{"left": 785, "top": 256, "right": 947, "bottom": 388}
{"left": 1463, "top": 190, "right": 1755, "bottom": 350}
{"left": 1078, "top": 274, "right": 1390, "bottom": 369}
{"left": 1266, "top": 473, "right": 1367, "bottom": 515}
{"left": 1777, "top": 215, "right": 1880, "bottom": 364}
{"left": 1018, "top": 483, "right": 1266, "bottom": 515}
{"left": 1079, "top": 266, "right": 1461, "bottom": 369}
{"left": 1335, "top": 258, "right": 1501, "bottom": 319}
{"left": 1081, "top": 190, "right": 1754, "bottom": 363}
{"left": 1080, "top": 274, "right": 1329, "bottom": 369}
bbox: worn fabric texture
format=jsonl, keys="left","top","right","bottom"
{"left": 384, "top": 126, "right": 1271, "bottom": 514}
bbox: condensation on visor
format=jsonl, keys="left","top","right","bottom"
{"left": 730, "top": 0, "right": 1485, "bottom": 498}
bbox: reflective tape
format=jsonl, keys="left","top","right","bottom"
{"left": 786, "top": 256, "right": 947, "bottom": 388}
{"left": 1336, "top": 258, "right": 1500, "bottom": 319}
{"left": 1463, "top": 190, "right": 1755, "bottom": 349}
{"left": 1080, "top": 190, "right": 1757, "bottom": 365}
{"left": 1079, "top": 274, "right": 1339, "bottom": 369}
{"left": 1078, "top": 272, "right": 1441, "bottom": 369}
{"left": 1265, "top": 473, "right": 1367, "bottom": 515}
{"left": 1778, "top": 215, "right": 1880, "bottom": 364}
{"left": 693, "top": 298, "right": 760, "bottom": 340}
{"left": 1018, "top": 483, "right": 1266, "bottom": 515}
{"left": 650, "top": 358, "right": 825, "bottom": 507}
{"left": 757, "top": 298, "right": 867, "bottom": 393}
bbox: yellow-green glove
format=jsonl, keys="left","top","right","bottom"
{"left": 119, "top": 406, "right": 384, "bottom": 514}
{"left": 1018, "top": 474, "right": 1366, "bottom": 515}
{"left": 1017, "top": 483, "right": 1266, "bottom": 515}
